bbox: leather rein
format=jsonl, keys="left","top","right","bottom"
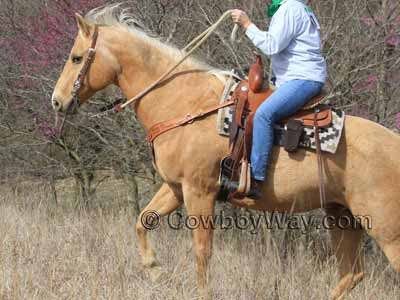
{"left": 56, "top": 24, "right": 234, "bottom": 147}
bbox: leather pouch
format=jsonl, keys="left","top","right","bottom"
{"left": 284, "top": 119, "right": 304, "bottom": 153}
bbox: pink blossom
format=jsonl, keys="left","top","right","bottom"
{"left": 386, "top": 35, "right": 400, "bottom": 46}
{"left": 38, "top": 122, "right": 60, "bottom": 140}
{"left": 353, "top": 75, "right": 378, "bottom": 93}
{"left": 360, "top": 16, "right": 375, "bottom": 27}
{"left": 1, "top": 0, "right": 103, "bottom": 109}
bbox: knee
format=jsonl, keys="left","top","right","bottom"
{"left": 383, "top": 243, "right": 400, "bottom": 273}
{"left": 394, "top": 262, "right": 400, "bottom": 273}
{"left": 136, "top": 216, "right": 146, "bottom": 234}
{"left": 254, "top": 106, "right": 276, "bottom": 125}
{"left": 195, "top": 244, "right": 212, "bottom": 262}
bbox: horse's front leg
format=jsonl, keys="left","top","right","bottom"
{"left": 183, "top": 184, "right": 216, "bottom": 300}
{"left": 136, "top": 183, "right": 182, "bottom": 276}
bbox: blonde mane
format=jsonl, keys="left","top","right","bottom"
{"left": 84, "top": 4, "right": 227, "bottom": 79}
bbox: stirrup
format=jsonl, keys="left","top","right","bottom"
{"left": 227, "top": 180, "right": 263, "bottom": 200}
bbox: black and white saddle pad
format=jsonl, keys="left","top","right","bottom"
{"left": 216, "top": 78, "right": 345, "bottom": 154}
{"left": 273, "top": 109, "right": 345, "bottom": 154}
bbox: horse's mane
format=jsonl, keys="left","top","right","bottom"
{"left": 84, "top": 3, "right": 227, "bottom": 79}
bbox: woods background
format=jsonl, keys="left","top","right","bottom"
{"left": 0, "top": 0, "right": 399, "bottom": 209}
{"left": 0, "top": 1, "right": 399, "bottom": 299}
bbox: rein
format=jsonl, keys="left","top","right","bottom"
{"left": 89, "top": 10, "right": 239, "bottom": 119}
{"left": 56, "top": 11, "right": 240, "bottom": 143}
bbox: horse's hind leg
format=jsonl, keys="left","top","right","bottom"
{"left": 326, "top": 204, "right": 365, "bottom": 300}
{"left": 136, "top": 183, "right": 182, "bottom": 270}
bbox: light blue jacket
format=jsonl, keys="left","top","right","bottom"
{"left": 245, "top": 0, "right": 327, "bottom": 87}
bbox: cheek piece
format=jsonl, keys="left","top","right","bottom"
{"left": 69, "top": 25, "right": 99, "bottom": 112}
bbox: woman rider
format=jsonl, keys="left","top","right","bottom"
{"left": 231, "top": 0, "right": 327, "bottom": 199}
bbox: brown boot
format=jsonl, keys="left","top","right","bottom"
{"left": 247, "top": 178, "right": 263, "bottom": 200}
{"left": 227, "top": 179, "right": 263, "bottom": 200}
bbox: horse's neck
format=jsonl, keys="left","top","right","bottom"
{"left": 111, "top": 29, "right": 225, "bottom": 130}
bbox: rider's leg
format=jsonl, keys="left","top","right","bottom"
{"left": 250, "top": 79, "right": 324, "bottom": 196}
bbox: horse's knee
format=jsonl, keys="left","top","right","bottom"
{"left": 387, "top": 252, "right": 400, "bottom": 273}
{"left": 195, "top": 244, "right": 212, "bottom": 263}
{"left": 384, "top": 243, "right": 400, "bottom": 273}
{"left": 135, "top": 217, "right": 145, "bottom": 235}
{"left": 136, "top": 210, "right": 160, "bottom": 234}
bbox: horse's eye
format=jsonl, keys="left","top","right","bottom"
{"left": 72, "top": 56, "right": 83, "bottom": 64}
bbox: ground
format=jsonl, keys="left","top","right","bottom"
{"left": 0, "top": 180, "right": 398, "bottom": 300}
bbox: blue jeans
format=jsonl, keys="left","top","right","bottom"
{"left": 251, "top": 79, "right": 324, "bottom": 181}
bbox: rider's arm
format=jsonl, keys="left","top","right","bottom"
{"left": 245, "top": 5, "right": 300, "bottom": 56}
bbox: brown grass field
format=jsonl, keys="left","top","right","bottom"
{"left": 0, "top": 180, "right": 399, "bottom": 300}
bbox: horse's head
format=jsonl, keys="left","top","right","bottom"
{"left": 52, "top": 14, "right": 119, "bottom": 113}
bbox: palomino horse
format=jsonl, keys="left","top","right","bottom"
{"left": 52, "top": 6, "right": 400, "bottom": 299}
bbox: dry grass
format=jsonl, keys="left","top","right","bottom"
{"left": 0, "top": 182, "right": 399, "bottom": 300}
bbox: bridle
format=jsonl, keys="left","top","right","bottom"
{"left": 54, "top": 10, "right": 240, "bottom": 140}
{"left": 56, "top": 25, "right": 99, "bottom": 138}
{"left": 54, "top": 10, "right": 241, "bottom": 138}
{"left": 54, "top": 20, "right": 235, "bottom": 148}
{"left": 70, "top": 25, "right": 99, "bottom": 111}
{"left": 53, "top": 13, "right": 238, "bottom": 172}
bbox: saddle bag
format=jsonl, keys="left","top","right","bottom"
{"left": 283, "top": 119, "right": 304, "bottom": 153}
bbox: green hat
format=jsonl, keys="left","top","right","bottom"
{"left": 267, "top": 0, "right": 284, "bottom": 18}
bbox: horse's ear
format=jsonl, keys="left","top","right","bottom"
{"left": 75, "top": 13, "right": 91, "bottom": 38}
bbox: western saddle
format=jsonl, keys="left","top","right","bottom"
{"left": 146, "top": 55, "right": 332, "bottom": 204}
{"left": 219, "top": 55, "right": 331, "bottom": 202}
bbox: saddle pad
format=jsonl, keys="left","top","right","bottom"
{"left": 305, "top": 109, "right": 345, "bottom": 153}
{"left": 217, "top": 76, "right": 239, "bottom": 135}
{"left": 218, "top": 103, "right": 345, "bottom": 154}
{"left": 274, "top": 109, "right": 345, "bottom": 154}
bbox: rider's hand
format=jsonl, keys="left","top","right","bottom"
{"left": 231, "top": 9, "right": 252, "bottom": 29}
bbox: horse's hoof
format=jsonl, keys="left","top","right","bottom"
{"left": 148, "top": 266, "right": 164, "bottom": 282}
{"left": 330, "top": 272, "right": 364, "bottom": 300}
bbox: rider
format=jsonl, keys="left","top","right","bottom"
{"left": 231, "top": 0, "right": 327, "bottom": 199}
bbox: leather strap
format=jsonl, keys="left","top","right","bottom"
{"left": 71, "top": 25, "right": 99, "bottom": 110}
{"left": 147, "top": 100, "right": 235, "bottom": 143}
{"left": 314, "top": 109, "right": 327, "bottom": 208}
{"left": 58, "top": 25, "right": 99, "bottom": 139}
